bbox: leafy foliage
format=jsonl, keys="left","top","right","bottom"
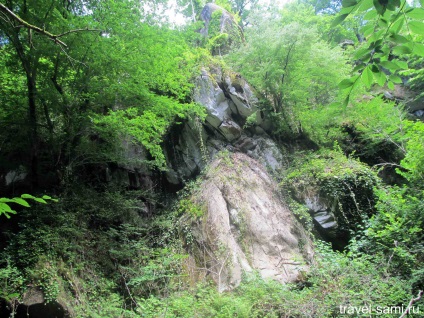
{"left": 227, "top": 15, "right": 349, "bottom": 133}
{"left": 136, "top": 243, "right": 412, "bottom": 317}
{"left": 0, "top": 194, "right": 57, "bottom": 219}
{"left": 1, "top": 0, "right": 424, "bottom": 316}
{"left": 284, "top": 148, "right": 379, "bottom": 237}
{"left": 333, "top": 0, "right": 424, "bottom": 103}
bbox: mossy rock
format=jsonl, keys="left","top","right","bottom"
{"left": 284, "top": 149, "right": 379, "bottom": 242}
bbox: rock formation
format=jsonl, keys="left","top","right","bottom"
{"left": 185, "top": 152, "right": 313, "bottom": 291}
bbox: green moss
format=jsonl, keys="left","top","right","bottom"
{"left": 283, "top": 148, "right": 379, "bottom": 233}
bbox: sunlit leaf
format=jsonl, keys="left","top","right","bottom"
{"left": 392, "top": 44, "right": 413, "bottom": 55}
{"left": 364, "top": 9, "right": 378, "bottom": 20}
{"left": 0, "top": 202, "right": 13, "bottom": 213}
{"left": 373, "top": 0, "right": 386, "bottom": 15}
{"left": 389, "top": 75, "right": 402, "bottom": 84}
{"left": 332, "top": 14, "right": 349, "bottom": 27}
{"left": 412, "top": 43, "right": 424, "bottom": 57}
{"left": 342, "top": 0, "right": 357, "bottom": 7}
{"left": 380, "top": 60, "right": 400, "bottom": 71}
{"left": 359, "top": 0, "right": 374, "bottom": 11}
{"left": 361, "top": 65, "right": 374, "bottom": 89}
{"left": 405, "top": 8, "right": 424, "bottom": 20}
{"left": 339, "top": 79, "right": 355, "bottom": 89}
{"left": 21, "top": 194, "right": 35, "bottom": 199}
{"left": 362, "top": 24, "right": 375, "bottom": 37}
{"left": 354, "top": 47, "right": 372, "bottom": 59}
{"left": 33, "top": 198, "right": 47, "bottom": 204}
{"left": 409, "top": 21, "right": 424, "bottom": 35}
{"left": 395, "top": 61, "right": 408, "bottom": 69}
{"left": 373, "top": 69, "right": 387, "bottom": 86}
{"left": 12, "top": 198, "right": 30, "bottom": 207}
{"left": 389, "top": 34, "right": 409, "bottom": 44}
{"left": 390, "top": 16, "right": 404, "bottom": 33}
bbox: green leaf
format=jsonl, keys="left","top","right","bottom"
{"left": 353, "top": 63, "right": 365, "bottom": 72}
{"left": 387, "top": 0, "right": 400, "bottom": 11}
{"left": 362, "top": 24, "right": 375, "bottom": 37}
{"left": 389, "top": 75, "right": 402, "bottom": 84}
{"left": 405, "top": 8, "right": 424, "bottom": 20}
{"left": 380, "top": 60, "right": 401, "bottom": 71}
{"left": 369, "top": 30, "right": 384, "bottom": 43}
{"left": 361, "top": 65, "right": 374, "bottom": 89}
{"left": 33, "top": 198, "right": 47, "bottom": 204}
{"left": 12, "top": 198, "right": 30, "bottom": 207}
{"left": 342, "top": 0, "right": 357, "bottom": 7}
{"left": 364, "top": 9, "right": 378, "bottom": 20}
{"left": 342, "top": 95, "right": 351, "bottom": 107}
{"left": 42, "top": 195, "right": 52, "bottom": 200}
{"left": 390, "top": 16, "right": 404, "bottom": 33}
{"left": 0, "top": 202, "right": 13, "bottom": 213}
{"left": 21, "top": 194, "right": 35, "bottom": 199}
{"left": 373, "top": 0, "right": 386, "bottom": 15}
{"left": 359, "top": 0, "right": 374, "bottom": 11}
{"left": 392, "top": 45, "right": 413, "bottom": 55}
{"left": 412, "top": 43, "right": 424, "bottom": 57}
{"left": 409, "top": 21, "right": 424, "bottom": 35}
{"left": 332, "top": 14, "right": 349, "bottom": 27}
{"left": 389, "top": 34, "right": 409, "bottom": 44}
{"left": 387, "top": 80, "right": 395, "bottom": 90}
{"left": 354, "top": 47, "right": 371, "bottom": 59}
{"left": 339, "top": 79, "right": 355, "bottom": 89}
{"left": 395, "top": 60, "right": 408, "bottom": 69}
{"left": 373, "top": 69, "right": 387, "bottom": 86}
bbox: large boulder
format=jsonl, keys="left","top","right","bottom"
{"left": 184, "top": 153, "right": 313, "bottom": 291}
{"left": 193, "top": 66, "right": 262, "bottom": 134}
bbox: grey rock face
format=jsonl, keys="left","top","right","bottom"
{"left": 164, "top": 118, "right": 207, "bottom": 184}
{"left": 244, "top": 137, "right": 284, "bottom": 173}
{"left": 199, "top": 3, "right": 237, "bottom": 38}
{"left": 164, "top": 66, "right": 283, "bottom": 185}
{"left": 304, "top": 196, "right": 338, "bottom": 238}
{"left": 4, "top": 166, "right": 27, "bottom": 186}
{"left": 187, "top": 153, "right": 313, "bottom": 291}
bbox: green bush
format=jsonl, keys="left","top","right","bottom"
{"left": 134, "top": 242, "right": 414, "bottom": 317}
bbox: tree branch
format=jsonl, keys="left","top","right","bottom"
{"left": 56, "top": 28, "right": 100, "bottom": 38}
{"left": 399, "top": 290, "right": 423, "bottom": 318}
{"left": 0, "top": 3, "right": 67, "bottom": 46}
{"left": 0, "top": 3, "right": 99, "bottom": 47}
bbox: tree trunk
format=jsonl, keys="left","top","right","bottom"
{"left": 26, "top": 73, "right": 39, "bottom": 189}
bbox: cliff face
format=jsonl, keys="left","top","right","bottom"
{"left": 163, "top": 63, "right": 280, "bottom": 186}
{"left": 185, "top": 152, "right": 313, "bottom": 291}
{"left": 162, "top": 64, "right": 314, "bottom": 290}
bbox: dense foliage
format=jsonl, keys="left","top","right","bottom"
{"left": 1, "top": 0, "right": 424, "bottom": 317}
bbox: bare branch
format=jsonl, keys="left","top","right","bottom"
{"left": 56, "top": 27, "right": 100, "bottom": 38}
{"left": 0, "top": 2, "right": 67, "bottom": 46}
{"left": 0, "top": 3, "right": 100, "bottom": 47}
{"left": 399, "top": 290, "right": 423, "bottom": 318}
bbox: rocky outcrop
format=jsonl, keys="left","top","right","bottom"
{"left": 185, "top": 153, "right": 313, "bottom": 291}
{"left": 164, "top": 65, "right": 281, "bottom": 185}
{"left": 199, "top": 3, "right": 239, "bottom": 38}
{"left": 287, "top": 155, "right": 378, "bottom": 248}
